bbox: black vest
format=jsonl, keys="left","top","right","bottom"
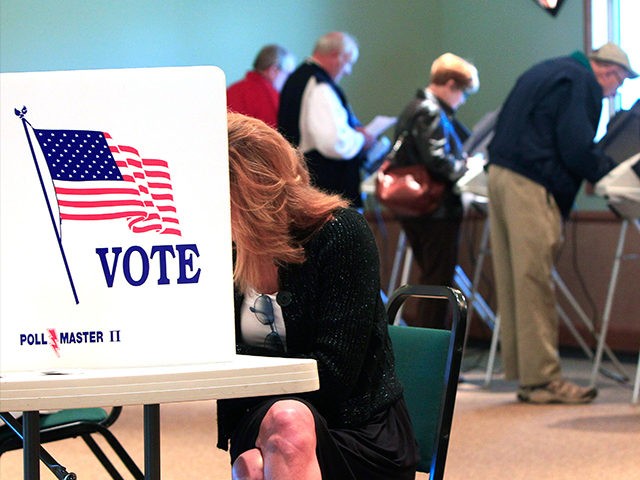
{"left": 278, "top": 61, "right": 364, "bottom": 207}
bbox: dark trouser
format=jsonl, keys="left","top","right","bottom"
{"left": 399, "top": 216, "right": 461, "bottom": 329}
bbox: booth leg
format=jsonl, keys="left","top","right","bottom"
{"left": 589, "top": 220, "right": 629, "bottom": 387}
{"left": 633, "top": 352, "right": 640, "bottom": 404}
{"left": 23, "top": 412, "right": 40, "bottom": 480}
{"left": 144, "top": 404, "right": 161, "bottom": 480}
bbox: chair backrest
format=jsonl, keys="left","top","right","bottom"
{"left": 386, "top": 285, "right": 467, "bottom": 480}
{"left": 0, "top": 408, "right": 112, "bottom": 451}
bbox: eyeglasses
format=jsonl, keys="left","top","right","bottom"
{"left": 250, "top": 294, "right": 285, "bottom": 352}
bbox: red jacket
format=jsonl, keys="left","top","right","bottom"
{"left": 227, "top": 71, "right": 279, "bottom": 127}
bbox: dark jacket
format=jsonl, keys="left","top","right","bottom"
{"left": 488, "top": 52, "right": 616, "bottom": 218}
{"left": 217, "top": 208, "right": 403, "bottom": 449}
{"left": 393, "top": 89, "right": 470, "bottom": 219}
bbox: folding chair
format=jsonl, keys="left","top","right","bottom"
{"left": 0, "top": 407, "right": 143, "bottom": 480}
{"left": 386, "top": 284, "right": 467, "bottom": 480}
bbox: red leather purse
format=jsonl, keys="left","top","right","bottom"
{"left": 375, "top": 132, "right": 445, "bottom": 217}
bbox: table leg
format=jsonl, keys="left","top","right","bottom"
{"left": 144, "top": 404, "right": 160, "bottom": 479}
{"left": 23, "top": 411, "right": 40, "bottom": 480}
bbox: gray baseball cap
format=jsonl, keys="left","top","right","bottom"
{"left": 589, "top": 42, "right": 638, "bottom": 79}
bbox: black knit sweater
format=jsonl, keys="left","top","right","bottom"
{"left": 217, "top": 208, "right": 403, "bottom": 449}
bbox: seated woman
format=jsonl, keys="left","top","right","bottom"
{"left": 217, "top": 112, "right": 419, "bottom": 480}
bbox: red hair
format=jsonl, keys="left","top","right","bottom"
{"left": 227, "top": 112, "right": 348, "bottom": 292}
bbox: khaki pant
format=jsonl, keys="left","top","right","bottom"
{"left": 487, "top": 165, "right": 563, "bottom": 386}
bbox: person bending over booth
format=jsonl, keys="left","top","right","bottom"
{"left": 487, "top": 42, "right": 637, "bottom": 404}
{"left": 392, "top": 53, "right": 479, "bottom": 329}
{"left": 216, "top": 113, "right": 419, "bottom": 480}
{"left": 278, "top": 32, "right": 375, "bottom": 208}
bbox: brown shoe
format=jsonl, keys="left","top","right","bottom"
{"left": 517, "top": 379, "right": 597, "bottom": 404}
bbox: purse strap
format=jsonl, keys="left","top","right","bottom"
{"left": 389, "top": 106, "right": 441, "bottom": 161}
{"left": 439, "top": 110, "right": 464, "bottom": 155}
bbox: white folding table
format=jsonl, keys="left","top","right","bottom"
{"left": 0, "top": 355, "right": 319, "bottom": 479}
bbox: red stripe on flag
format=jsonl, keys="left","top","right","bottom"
{"left": 57, "top": 199, "right": 145, "bottom": 208}
{"left": 55, "top": 187, "right": 140, "bottom": 195}
{"left": 60, "top": 211, "right": 144, "bottom": 221}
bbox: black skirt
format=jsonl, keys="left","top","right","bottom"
{"left": 228, "top": 396, "right": 419, "bottom": 480}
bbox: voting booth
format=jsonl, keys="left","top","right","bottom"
{"left": 0, "top": 67, "right": 236, "bottom": 373}
{"left": 591, "top": 153, "right": 640, "bottom": 402}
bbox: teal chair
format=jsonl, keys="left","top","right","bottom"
{"left": 0, "top": 407, "right": 143, "bottom": 479}
{"left": 387, "top": 285, "right": 467, "bottom": 480}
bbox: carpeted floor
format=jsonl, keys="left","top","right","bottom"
{"left": 450, "top": 347, "right": 640, "bottom": 480}
{"left": 1, "top": 347, "right": 639, "bottom": 479}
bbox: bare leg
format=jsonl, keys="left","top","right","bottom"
{"left": 232, "top": 448, "right": 265, "bottom": 480}
{"left": 256, "top": 399, "right": 322, "bottom": 480}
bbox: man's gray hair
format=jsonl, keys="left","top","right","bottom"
{"left": 253, "top": 44, "right": 291, "bottom": 71}
{"left": 313, "top": 32, "right": 358, "bottom": 58}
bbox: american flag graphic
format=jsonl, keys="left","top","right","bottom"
{"left": 34, "top": 129, "right": 181, "bottom": 235}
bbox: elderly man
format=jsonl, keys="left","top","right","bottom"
{"left": 278, "top": 32, "right": 374, "bottom": 207}
{"left": 227, "top": 44, "right": 296, "bottom": 128}
{"left": 487, "top": 42, "right": 637, "bottom": 404}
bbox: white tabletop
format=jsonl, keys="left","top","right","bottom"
{"left": 0, "top": 354, "right": 319, "bottom": 411}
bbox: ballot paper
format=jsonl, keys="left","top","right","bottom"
{"left": 365, "top": 115, "right": 397, "bottom": 137}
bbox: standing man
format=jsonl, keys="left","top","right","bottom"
{"left": 487, "top": 43, "right": 637, "bottom": 404}
{"left": 278, "top": 31, "right": 375, "bottom": 207}
{"left": 227, "top": 44, "right": 296, "bottom": 128}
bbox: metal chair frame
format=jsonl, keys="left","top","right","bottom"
{"left": 0, "top": 407, "right": 143, "bottom": 480}
{"left": 386, "top": 284, "right": 467, "bottom": 480}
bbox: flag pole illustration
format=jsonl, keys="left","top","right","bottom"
{"left": 16, "top": 106, "right": 182, "bottom": 305}
{"left": 16, "top": 106, "right": 79, "bottom": 304}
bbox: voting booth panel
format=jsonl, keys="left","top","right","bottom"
{"left": 595, "top": 154, "right": 640, "bottom": 219}
{"left": 0, "top": 67, "right": 236, "bottom": 373}
{"left": 598, "top": 100, "right": 640, "bottom": 166}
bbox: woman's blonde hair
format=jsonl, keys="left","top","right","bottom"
{"left": 227, "top": 112, "right": 348, "bottom": 292}
{"left": 430, "top": 52, "right": 480, "bottom": 94}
